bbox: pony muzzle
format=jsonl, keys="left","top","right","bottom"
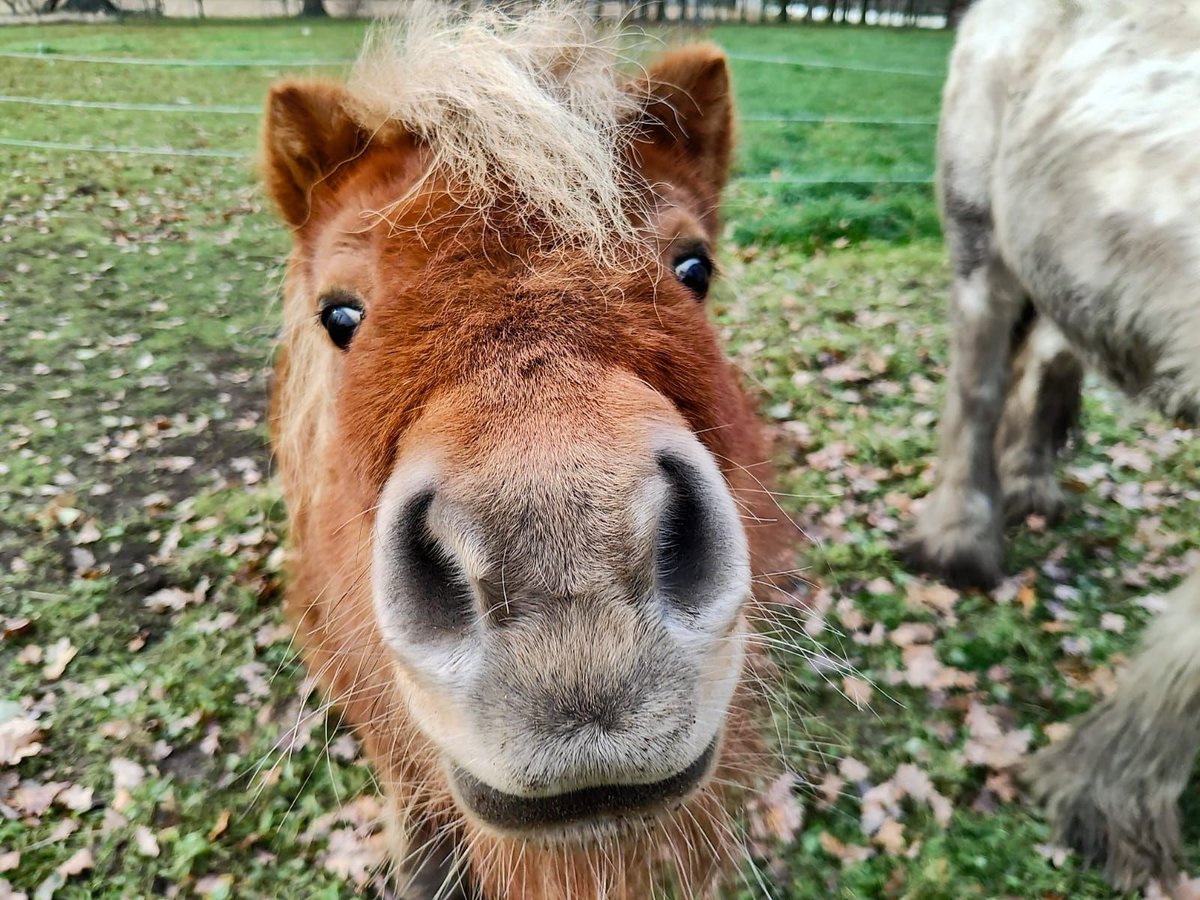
{"left": 448, "top": 737, "right": 720, "bottom": 837}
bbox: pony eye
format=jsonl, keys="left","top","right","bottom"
{"left": 673, "top": 254, "right": 712, "bottom": 299}
{"left": 318, "top": 302, "right": 364, "bottom": 350}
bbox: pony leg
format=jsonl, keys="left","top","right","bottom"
{"left": 1025, "top": 568, "right": 1200, "bottom": 890}
{"left": 995, "top": 315, "right": 1084, "bottom": 523}
{"left": 901, "top": 221, "right": 1025, "bottom": 588}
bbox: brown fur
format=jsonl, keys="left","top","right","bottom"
{"left": 262, "top": 18, "right": 791, "bottom": 898}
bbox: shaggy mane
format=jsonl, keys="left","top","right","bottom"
{"left": 348, "top": 2, "right": 645, "bottom": 261}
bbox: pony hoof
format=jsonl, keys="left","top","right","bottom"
{"left": 1003, "top": 474, "right": 1067, "bottom": 524}
{"left": 897, "top": 531, "right": 1003, "bottom": 590}
{"left": 1025, "top": 740, "right": 1182, "bottom": 891}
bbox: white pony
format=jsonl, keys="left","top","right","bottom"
{"left": 903, "top": 0, "right": 1200, "bottom": 889}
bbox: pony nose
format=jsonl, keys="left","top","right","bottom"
{"left": 373, "top": 428, "right": 750, "bottom": 636}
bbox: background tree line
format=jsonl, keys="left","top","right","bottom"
{"left": 4, "top": 0, "right": 973, "bottom": 33}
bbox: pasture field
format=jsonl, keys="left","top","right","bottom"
{"left": 1, "top": 18, "right": 1197, "bottom": 900}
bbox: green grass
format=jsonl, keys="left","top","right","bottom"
{"left": 1, "top": 17, "right": 1190, "bottom": 900}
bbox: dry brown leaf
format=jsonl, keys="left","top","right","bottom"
{"left": 889, "top": 622, "right": 936, "bottom": 647}
{"left": 100, "top": 808, "right": 129, "bottom": 837}
{"left": 55, "top": 784, "right": 94, "bottom": 812}
{"left": 55, "top": 847, "right": 93, "bottom": 878}
{"left": 143, "top": 587, "right": 192, "bottom": 613}
{"left": 134, "top": 826, "right": 160, "bottom": 858}
{"left": 904, "top": 581, "right": 960, "bottom": 623}
{"left": 42, "top": 638, "right": 77, "bottom": 680}
{"left": 873, "top": 818, "right": 907, "bottom": 854}
{"left": 0, "top": 619, "right": 31, "bottom": 641}
{"left": 818, "top": 831, "right": 875, "bottom": 866}
{"left": 320, "top": 828, "right": 387, "bottom": 886}
{"left": 236, "top": 662, "right": 270, "bottom": 699}
{"left": 817, "top": 772, "right": 844, "bottom": 808}
{"left": 10, "top": 781, "right": 67, "bottom": 816}
{"left": 842, "top": 675, "right": 873, "bottom": 707}
{"left": 74, "top": 522, "right": 102, "bottom": 545}
{"left": 208, "top": 809, "right": 231, "bottom": 842}
{"left": 110, "top": 758, "right": 145, "bottom": 791}
{"left": 1034, "top": 842, "right": 1070, "bottom": 869}
{"left": 14, "top": 646, "right": 41, "bottom": 666}
{"left": 1100, "top": 613, "right": 1127, "bottom": 633}
{"left": 962, "top": 702, "right": 1031, "bottom": 771}
{"left": 47, "top": 821, "right": 77, "bottom": 842}
{"left": 839, "top": 757, "right": 869, "bottom": 782}
{"left": 748, "top": 773, "right": 804, "bottom": 846}
{"left": 0, "top": 718, "right": 42, "bottom": 767}
{"left": 1016, "top": 584, "right": 1037, "bottom": 614}
{"left": 200, "top": 726, "right": 221, "bottom": 757}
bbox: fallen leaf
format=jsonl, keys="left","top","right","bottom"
{"left": 42, "top": 639, "right": 77, "bottom": 681}
{"left": 1016, "top": 583, "right": 1037, "bottom": 614}
{"left": 10, "top": 782, "right": 67, "bottom": 816}
{"left": 889, "top": 623, "right": 936, "bottom": 647}
{"left": 236, "top": 662, "right": 270, "bottom": 699}
{"left": 143, "top": 587, "right": 192, "bottom": 613}
{"left": 73, "top": 522, "right": 102, "bottom": 545}
{"left": 320, "top": 828, "right": 387, "bottom": 886}
{"left": 839, "top": 758, "right": 869, "bottom": 782}
{"left": 0, "top": 718, "right": 42, "bottom": 766}
{"left": 110, "top": 758, "right": 145, "bottom": 791}
{"left": 842, "top": 675, "right": 873, "bottom": 707}
{"left": 1034, "top": 842, "right": 1070, "bottom": 868}
{"left": 817, "top": 772, "right": 844, "bottom": 808}
{"left": 962, "top": 702, "right": 1031, "bottom": 771}
{"left": 55, "top": 848, "right": 93, "bottom": 878}
{"left": 134, "top": 826, "right": 160, "bottom": 858}
{"left": 208, "top": 809, "right": 231, "bottom": 842}
{"left": 904, "top": 581, "right": 960, "bottom": 623}
{"left": 193, "top": 874, "right": 233, "bottom": 897}
{"left": 748, "top": 772, "right": 804, "bottom": 846}
{"left": 0, "top": 619, "right": 31, "bottom": 641}
{"left": 55, "top": 784, "right": 94, "bottom": 812}
{"left": 47, "top": 822, "right": 77, "bottom": 842}
{"left": 873, "top": 818, "right": 907, "bottom": 854}
{"left": 15, "top": 646, "right": 42, "bottom": 666}
{"left": 818, "top": 831, "right": 875, "bottom": 866}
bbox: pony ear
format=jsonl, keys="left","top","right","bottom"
{"left": 261, "top": 80, "right": 368, "bottom": 228}
{"left": 628, "top": 45, "right": 735, "bottom": 199}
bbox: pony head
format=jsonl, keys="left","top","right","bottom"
{"left": 263, "top": 7, "right": 778, "bottom": 894}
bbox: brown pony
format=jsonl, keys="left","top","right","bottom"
{"left": 261, "top": 7, "right": 789, "bottom": 898}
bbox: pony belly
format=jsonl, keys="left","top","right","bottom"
{"left": 993, "top": 43, "right": 1200, "bottom": 421}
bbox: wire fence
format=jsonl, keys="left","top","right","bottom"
{"left": 0, "top": 37, "right": 941, "bottom": 186}
{"left": 0, "top": 1, "right": 966, "bottom": 27}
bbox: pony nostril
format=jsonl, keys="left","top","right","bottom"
{"left": 655, "top": 453, "right": 720, "bottom": 615}
{"left": 390, "top": 490, "right": 476, "bottom": 635}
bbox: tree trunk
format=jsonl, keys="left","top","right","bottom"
{"left": 299, "top": 0, "right": 327, "bottom": 17}
{"left": 776, "top": 0, "right": 786, "bottom": 23}
{"left": 944, "top": 0, "right": 969, "bottom": 28}
{"left": 654, "top": 0, "right": 665, "bottom": 20}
